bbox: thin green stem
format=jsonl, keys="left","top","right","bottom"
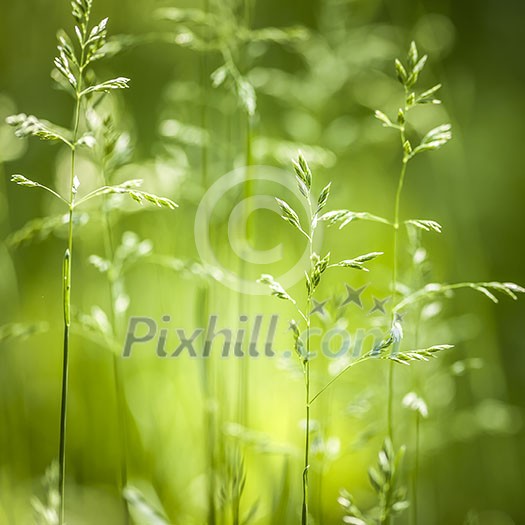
{"left": 388, "top": 87, "right": 409, "bottom": 445}
{"left": 302, "top": 195, "right": 315, "bottom": 525}
{"left": 58, "top": 16, "right": 89, "bottom": 518}
{"left": 309, "top": 353, "right": 371, "bottom": 405}
{"left": 30, "top": 183, "right": 69, "bottom": 206}
{"left": 302, "top": 313, "right": 311, "bottom": 524}
{"left": 99, "top": 161, "right": 130, "bottom": 523}
{"left": 412, "top": 414, "right": 421, "bottom": 525}
{"left": 58, "top": 89, "right": 82, "bottom": 525}
{"left": 386, "top": 360, "right": 395, "bottom": 444}
{"left": 73, "top": 185, "right": 119, "bottom": 207}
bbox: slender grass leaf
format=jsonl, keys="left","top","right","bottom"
{"left": 316, "top": 183, "right": 331, "bottom": 214}
{"left": 374, "top": 110, "right": 397, "bottom": 129}
{"left": 80, "top": 77, "right": 130, "bottom": 97}
{"left": 293, "top": 153, "right": 312, "bottom": 190}
{"left": 7, "top": 114, "right": 73, "bottom": 146}
{"left": 332, "top": 252, "right": 383, "bottom": 272}
{"left": 6, "top": 213, "right": 88, "bottom": 248}
{"left": 406, "top": 219, "right": 442, "bottom": 233}
{"left": 319, "top": 209, "right": 391, "bottom": 228}
{"left": 275, "top": 198, "right": 304, "bottom": 233}
{"left": 258, "top": 274, "right": 295, "bottom": 303}
{"left": 395, "top": 59, "right": 407, "bottom": 84}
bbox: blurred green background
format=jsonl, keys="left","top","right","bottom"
{"left": 1, "top": 0, "right": 524, "bottom": 523}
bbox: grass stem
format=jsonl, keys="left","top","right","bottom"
{"left": 388, "top": 86, "right": 409, "bottom": 445}
{"left": 58, "top": 86, "right": 82, "bottom": 525}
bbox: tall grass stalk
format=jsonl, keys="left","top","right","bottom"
{"left": 302, "top": 196, "right": 314, "bottom": 525}
{"left": 7, "top": 1, "right": 175, "bottom": 519}
{"left": 94, "top": 122, "right": 132, "bottom": 522}
{"left": 55, "top": 5, "right": 129, "bottom": 519}
{"left": 383, "top": 43, "right": 447, "bottom": 444}
{"left": 389, "top": 98, "right": 408, "bottom": 443}
{"left": 259, "top": 153, "right": 383, "bottom": 523}
{"left": 86, "top": 115, "right": 177, "bottom": 519}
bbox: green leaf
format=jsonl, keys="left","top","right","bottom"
{"left": 395, "top": 59, "right": 407, "bottom": 84}
{"left": 338, "top": 490, "right": 368, "bottom": 525}
{"left": 308, "top": 252, "right": 330, "bottom": 293}
{"left": 499, "top": 282, "right": 525, "bottom": 298}
{"left": 388, "top": 344, "right": 453, "bottom": 365}
{"left": 406, "top": 54, "right": 428, "bottom": 88}
{"left": 397, "top": 108, "right": 405, "bottom": 126}
{"left": 408, "top": 41, "right": 418, "bottom": 69}
{"left": 403, "top": 139, "right": 412, "bottom": 158}
{"left": 374, "top": 110, "right": 397, "bottom": 129}
{"left": 276, "top": 198, "right": 304, "bottom": 233}
{"left": 7, "top": 114, "right": 73, "bottom": 146}
{"left": 406, "top": 92, "right": 416, "bottom": 107}
{"left": 56, "top": 30, "right": 78, "bottom": 66}
{"left": 258, "top": 274, "right": 295, "bottom": 303}
{"left": 86, "top": 17, "right": 108, "bottom": 46}
{"left": 71, "top": 0, "right": 93, "bottom": 28}
{"left": 289, "top": 320, "right": 305, "bottom": 360}
{"left": 332, "top": 252, "right": 383, "bottom": 272}
{"left": 417, "top": 83, "right": 442, "bottom": 104}
{"left": 6, "top": 213, "right": 88, "bottom": 248}
{"left": 11, "top": 174, "right": 39, "bottom": 188}
{"left": 54, "top": 50, "right": 78, "bottom": 89}
{"left": 413, "top": 54, "right": 428, "bottom": 75}
{"left": 76, "top": 181, "right": 178, "bottom": 209}
{"left": 126, "top": 190, "right": 177, "bottom": 209}
{"left": 395, "top": 281, "right": 525, "bottom": 313}
{"left": 80, "top": 77, "right": 130, "bottom": 97}
{"left": 10, "top": 174, "right": 67, "bottom": 204}
{"left": 85, "top": 17, "right": 109, "bottom": 63}
{"left": 316, "top": 183, "right": 331, "bottom": 214}
{"left": 473, "top": 285, "right": 499, "bottom": 303}
{"left": 319, "top": 209, "right": 391, "bottom": 228}
{"left": 411, "top": 124, "right": 452, "bottom": 157}
{"left": 292, "top": 153, "right": 312, "bottom": 191}
{"left": 295, "top": 175, "right": 309, "bottom": 198}
{"left": 406, "top": 219, "right": 442, "bottom": 233}
{"left": 368, "top": 466, "right": 383, "bottom": 494}
{"left": 0, "top": 322, "right": 48, "bottom": 343}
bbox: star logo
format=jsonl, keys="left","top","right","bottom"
{"left": 341, "top": 284, "right": 367, "bottom": 309}
{"left": 311, "top": 299, "right": 329, "bottom": 318}
{"left": 369, "top": 296, "right": 391, "bottom": 315}
{"left": 394, "top": 311, "right": 406, "bottom": 323}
